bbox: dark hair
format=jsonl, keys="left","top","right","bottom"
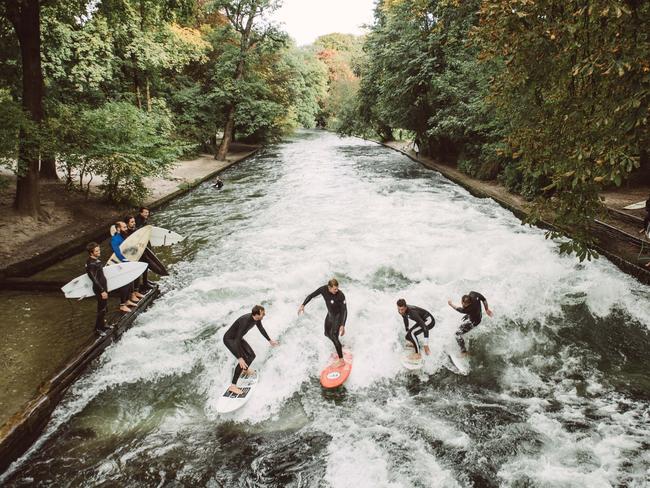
{"left": 124, "top": 215, "right": 135, "bottom": 224}
{"left": 396, "top": 298, "right": 407, "bottom": 307}
{"left": 252, "top": 305, "right": 265, "bottom": 316}
{"left": 327, "top": 278, "right": 339, "bottom": 288}
{"left": 462, "top": 294, "right": 471, "bottom": 304}
{"left": 86, "top": 242, "right": 100, "bottom": 254}
{"left": 139, "top": 207, "right": 149, "bottom": 214}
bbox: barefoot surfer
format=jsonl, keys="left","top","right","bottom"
{"left": 448, "top": 291, "right": 493, "bottom": 356}
{"left": 223, "top": 305, "right": 278, "bottom": 395}
{"left": 298, "top": 278, "right": 348, "bottom": 367}
{"left": 396, "top": 299, "right": 435, "bottom": 360}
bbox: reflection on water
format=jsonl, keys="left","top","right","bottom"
{"left": 3, "top": 131, "right": 650, "bottom": 487}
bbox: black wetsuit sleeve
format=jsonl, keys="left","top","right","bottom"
{"left": 256, "top": 321, "right": 271, "bottom": 341}
{"left": 339, "top": 292, "right": 348, "bottom": 326}
{"left": 302, "top": 286, "right": 324, "bottom": 306}
{"left": 402, "top": 315, "right": 409, "bottom": 332}
{"left": 454, "top": 306, "right": 466, "bottom": 314}
{"left": 86, "top": 261, "right": 106, "bottom": 293}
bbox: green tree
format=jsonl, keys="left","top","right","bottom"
{"left": 475, "top": 0, "right": 650, "bottom": 257}
{"left": 211, "top": 0, "right": 283, "bottom": 160}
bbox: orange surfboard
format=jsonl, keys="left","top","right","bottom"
{"left": 320, "top": 350, "right": 353, "bottom": 388}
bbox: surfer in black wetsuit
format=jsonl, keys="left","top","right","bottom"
{"left": 223, "top": 305, "right": 279, "bottom": 395}
{"left": 213, "top": 177, "right": 224, "bottom": 190}
{"left": 448, "top": 291, "right": 493, "bottom": 356}
{"left": 298, "top": 278, "right": 348, "bottom": 367}
{"left": 396, "top": 299, "right": 435, "bottom": 360}
{"left": 135, "top": 207, "right": 149, "bottom": 229}
{"left": 86, "top": 242, "right": 110, "bottom": 336}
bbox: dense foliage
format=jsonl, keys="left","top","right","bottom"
{"left": 338, "top": 0, "right": 650, "bottom": 258}
{"left": 0, "top": 0, "right": 331, "bottom": 210}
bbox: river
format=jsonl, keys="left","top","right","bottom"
{"left": 3, "top": 131, "right": 649, "bottom": 487}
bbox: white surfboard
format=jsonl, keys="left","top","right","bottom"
{"left": 445, "top": 348, "right": 470, "bottom": 376}
{"left": 401, "top": 344, "right": 423, "bottom": 370}
{"left": 107, "top": 225, "right": 153, "bottom": 265}
{"left": 149, "top": 226, "right": 184, "bottom": 247}
{"left": 623, "top": 201, "right": 646, "bottom": 210}
{"left": 61, "top": 261, "right": 148, "bottom": 299}
{"left": 215, "top": 370, "right": 259, "bottom": 413}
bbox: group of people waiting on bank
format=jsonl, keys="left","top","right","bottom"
{"left": 222, "top": 278, "right": 493, "bottom": 395}
{"left": 84, "top": 207, "right": 155, "bottom": 336}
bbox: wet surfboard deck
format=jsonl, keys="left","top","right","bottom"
{"left": 215, "top": 370, "right": 259, "bottom": 413}
{"left": 444, "top": 349, "right": 470, "bottom": 376}
{"left": 108, "top": 225, "right": 153, "bottom": 265}
{"left": 150, "top": 226, "right": 184, "bottom": 247}
{"left": 401, "top": 343, "right": 423, "bottom": 370}
{"left": 320, "top": 350, "right": 353, "bottom": 388}
{"left": 61, "top": 261, "right": 148, "bottom": 299}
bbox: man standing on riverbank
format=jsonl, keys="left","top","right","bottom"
{"left": 135, "top": 207, "right": 150, "bottom": 228}
{"left": 448, "top": 291, "right": 493, "bottom": 356}
{"left": 86, "top": 242, "right": 110, "bottom": 336}
{"left": 396, "top": 299, "right": 435, "bottom": 360}
{"left": 298, "top": 278, "right": 348, "bottom": 367}
{"left": 223, "top": 305, "right": 279, "bottom": 395}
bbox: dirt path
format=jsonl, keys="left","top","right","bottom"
{"left": 0, "top": 146, "right": 257, "bottom": 272}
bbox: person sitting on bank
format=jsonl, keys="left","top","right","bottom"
{"left": 86, "top": 242, "right": 111, "bottom": 336}
{"left": 111, "top": 220, "right": 143, "bottom": 311}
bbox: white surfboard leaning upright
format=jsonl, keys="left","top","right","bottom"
{"left": 61, "top": 261, "right": 148, "bottom": 299}
{"left": 215, "top": 370, "right": 259, "bottom": 413}
{"left": 149, "top": 226, "right": 184, "bottom": 247}
{"left": 107, "top": 225, "right": 153, "bottom": 264}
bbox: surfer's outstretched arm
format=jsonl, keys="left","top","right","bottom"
{"left": 298, "top": 286, "right": 324, "bottom": 314}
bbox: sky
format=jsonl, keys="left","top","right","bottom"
{"left": 272, "top": 0, "right": 376, "bottom": 46}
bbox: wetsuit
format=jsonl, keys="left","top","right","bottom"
{"left": 223, "top": 313, "right": 271, "bottom": 384}
{"left": 643, "top": 198, "right": 650, "bottom": 234}
{"left": 110, "top": 232, "right": 132, "bottom": 305}
{"left": 135, "top": 214, "right": 148, "bottom": 228}
{"left": 401, "top": 305, "right": 435, "bottom": 354}
{"left": 302, "top": 285, "right": 348, "bottom": 358}
{"left": 86, "top": 256, "right": 108, "bottom": 332}
{"left": 453, "top": 291, "right": 487, "bottom": 353}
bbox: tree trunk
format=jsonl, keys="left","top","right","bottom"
{"left": 216, "top": 104, "right": 236, "bottom": 160}
{"left": 216, "top": 56, "right": 246, "bottom": 161}
{"left": 145, "top": 77, "right": 151, "bottom": 112}
{"left": 216, "top": 6, "right": 257, "bottom": 161}
{"left": 7, "top": 0, "right": 43, "bottom": 216}
{"left": 40, "top": 153, "right": 58, "bottom": 179}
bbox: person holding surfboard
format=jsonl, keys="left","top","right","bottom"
{"left": 110, "top": 221, "right": 142, "bottom": 311}
{"left": 223, "top": 305, "right": 279, "bottom": 395}
{"left": 298, "top": 278, "right": 348, "bottom": 367}
{"left": 396, "top": 299, "right": 435, "bottom": 360}
{"left": 448, "top": 291, "right": 493, "bottom": 356}
{"left": 85, "top": 242, "right": 111, "bottom": 335}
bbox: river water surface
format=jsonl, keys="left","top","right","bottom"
{"left": 3, "top": 131, "right": 649, "bottom": 487}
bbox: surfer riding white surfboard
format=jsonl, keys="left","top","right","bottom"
{"left": 447, "top": 291, "right": 493, "bottom": 372}
{"left": 396, "top": 298, "right": 435, "bottom": 367}
{"left": 221, "top": 305, "right": 278, "bottom": 404}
